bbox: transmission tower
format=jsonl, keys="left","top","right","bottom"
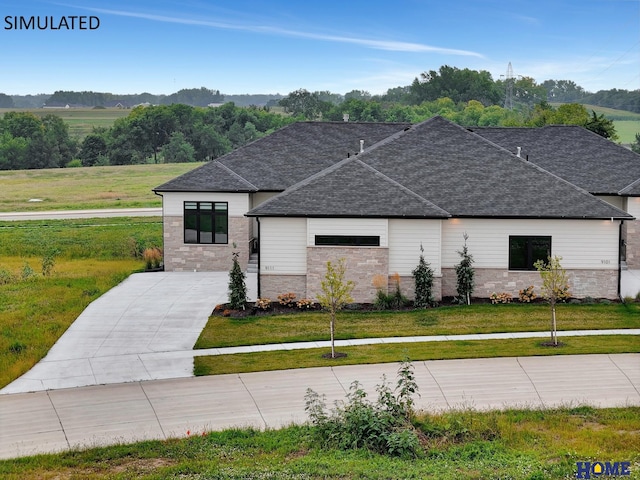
{"left": 503, "top": 62, "right": 514, "bottom": 110}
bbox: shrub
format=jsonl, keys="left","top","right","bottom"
{"left": 374, "top": 289, "right": 394, "bottom": 310}
{"left": 228, "top": 249, "right": 247, "bottom": 310}
{"left": 413, "top": 244, "right": 435, "bottom": 308}
{"left": 142, "top": 247, "right": 163, "bottom": 270}
{"left": 21, "top": 262, "right": 35, "bottom": 280}
{"left": 490, "top": 292, "right": 512, "bottom": 304}
{"left": 518, "top": 285, "right": 536, "bottom": 303}
{"left": 455, "top": 233, "right": 475, "bottom": 305}
{"left": 305, "top": 359, "right": 421, "bottom": 458}
{"left": 9, "top": 342, "right": 27, "bottom": 354}
{"left": 255, "top": 298, "right": 271, "bottom": 310}
{"left": 390, "top": 273, "right": 409, "bottom": 309}
{"left": 41, "top": 248, "right": 60, "bottom": 276}
{"left": 0, "top": 268, "right": 15, "bottom": 285}
{"left": 65, "top": 159, "right": 83, "bottom": 168}
{"left": 296, "top": 298, "right": 314, "bottom": 309}
{"left": 277, "top": 292, "right": 296, "bottom": 307}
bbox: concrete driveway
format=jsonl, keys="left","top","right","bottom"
{"left": 1, "top": 272, "right": 257, "bottom": 394}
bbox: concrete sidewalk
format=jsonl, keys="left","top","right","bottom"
{"left": 1, "top": 353, "right": 638, "bottom": 460}
{"left": 1, "top": 269, "right": 638, "bottom": 395}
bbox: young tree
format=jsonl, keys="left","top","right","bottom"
{"left": 228, "top": 248, "right": 247, "bottom": 310}
{"left": 316, "top": 258, "right": 354, "bottom": 359}
{"left": 412, "top": 244, "right": 435, "bottom": 308}
{"left": 455, "top": 233, "right": 475, "bottom": 305}
{"left": 534, "top": 256, "right": 570, "bottom": 346}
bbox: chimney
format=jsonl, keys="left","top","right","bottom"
{"left": 343, "top": 113, "right": 349, "bottom": 122}
{"left": 360, "top": 139, "right": 364, "bottom": 153}
{"left": 516, "top": 146, "right": 522, "bottom": 158}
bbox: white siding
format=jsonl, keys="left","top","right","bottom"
{"left": 441, "top": 218, "right": 620, "bottom": 270}
{"left": 627, "top": 197, "right": 640, "bottom": 217}
{"left": 596, "top": 195, "right": 625, "bottom": 210}
{"left": 307, "top": 218, "right": 388, "bottom": 246}
{"left": 162, "top": 192, "right": 249, "bottom": 217}
{"left": 260, "top": 217, "right": 307, "bottom": 274}
{"left": 250, "top": 192, "right": 280, "bottom": 239}
{"left": 388, "top": 219, "right": 441, "bottom": 275}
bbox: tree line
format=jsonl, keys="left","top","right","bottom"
{"left": 0, "top": 65, "right": 635, "bottom": 170}
{"left": 0, "top": 103, "right": 294, "bottom": 170}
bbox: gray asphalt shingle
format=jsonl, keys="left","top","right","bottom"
{"left": 250, "top": 117, "right": 630, "bottom": 220}
{"left": 471, "top": 125, "right": 640, "bottom": 195}
{"left": 155, "top": 122, "right": 410, "bottom": 192}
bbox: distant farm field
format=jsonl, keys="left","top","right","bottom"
{"left": 0, "top": 107, "right": 130, "bottom": 139}
{"left": 567, "top": 104, "right": 640, "bottom": 144}
{"left": 0, "top": 163, "right": 203, "bottom": 212}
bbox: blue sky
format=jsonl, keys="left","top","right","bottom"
{"left": 1, "top": 0, "right": 638, "bottom": 96}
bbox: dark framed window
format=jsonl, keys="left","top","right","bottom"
{"left": 509, "top": 236, "right": 551, "bottom": 270}
{"left": 184, "top": 201, "right": 228, "bottom": 244}
{"left": 315, "top": 235, "right": 380, "bottom": 247}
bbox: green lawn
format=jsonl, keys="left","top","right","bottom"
{"left": 0, "top": 162, "right": 202, "bottom": 212}
{"left": 1, "top": 406, "right": 638, "bottom": 479}
{"left": 195, "top": 303, "right": 640, "bottom": 348}
{"left": 0, "top": 217, "right": 163, "bottom": 388}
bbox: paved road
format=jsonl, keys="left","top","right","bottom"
{"left": 0, "top": 208, "right": 162, "bottom": 221}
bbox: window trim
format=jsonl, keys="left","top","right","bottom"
{"left": 314, "top": 235, "right": 381, "bottom": 247}
{"left": 508, "top": 235, "right": 551, "bottom": 271}
{"left": 184, "top": 201, "right": 228, "bottom": 245}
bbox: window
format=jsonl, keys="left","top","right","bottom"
{"left": 184, "top": 201, "right": 228, "bottom": 244}
{"left": 315, "top": 235, "right": 380, "bottom": 247}
{"left": 509, "top": 236, "right": 551, "bottom": 270}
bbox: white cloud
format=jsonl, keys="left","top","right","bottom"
{"left": 75, "top": 5, "right": 484, "bottom": 58}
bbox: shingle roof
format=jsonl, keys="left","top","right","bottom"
{"left": 250, "top": 117, "right": 631, "bottom": 220}
{"left": 471, "top": 125, "right": 640, "bottom": 195}
{"left": 154, "top": 121, "right": 410, "bottom": 192}
{"left": 154, "top": 160, "right": 257, "bottom": 192}
{"left": 247, "top": 158, "right": 451, "bottom": 218}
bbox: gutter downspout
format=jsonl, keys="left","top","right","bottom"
{"left": 256, "top": 217, "right": 261, "bottom": 298}
{"left": 153, "top": 191, "right": 165, "bottom": 271}
{"left": 618, "top": 219, "right": 623, "bottom": 300}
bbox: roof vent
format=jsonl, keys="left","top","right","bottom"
{"left": 516, "top": 146, "right": 522, "bottom": 158}
{"left": 343, "top": 113, "right": 349, "bottom": 122}
{"left": 360, "top": 139, "right": 364, "bottom": 153}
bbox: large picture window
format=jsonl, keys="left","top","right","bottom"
{"left": 315, "top": 235, "right": 380, "bottom": 247}
{"left": 509, "top": 236, "right": 551, "bottom": 270}
{"left": 184, "top": 201, "right": 228, "bottom": 244}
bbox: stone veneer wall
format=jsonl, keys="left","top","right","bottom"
{"left": 388, "top": 275, "right": 443, "bottom": 302}
{"left": 260, "top": 275, "right": 307, "bottom": 300}
{"left": 163, "top": 215, "right": 249, "bottom": 272}
{"left": 625, "top": 219, "right": 639, "bottom": 268}
{"left": 442, "top": 268, "right": 619, "bottom": 300}
{"left": 306, "top": 247, "right": 388, "bottom": 303}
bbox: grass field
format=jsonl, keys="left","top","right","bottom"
{"left": 0, "top": 107, "right": 130, "bottom": 139}
{"left": 0, "top": 217, "right": 162, "bottom": 388}
{"left": 549, "top": 103, "right": 640, "bottom": 144}
{"left": 0, "top": 162, "right": 202, "bottom": 212}
{"left": 0, "top": 406, "right": 638, "bottom": 479}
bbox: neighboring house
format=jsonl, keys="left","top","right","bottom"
{"left": 154, "top": 116, "right": 637, "bottom": 303}
{"left": 470, "top": 125, "right": 640, "bottom": 269}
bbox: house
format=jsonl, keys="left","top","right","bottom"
{"left": 154, "top": 116, "right": 638, "bottom": 302}
{"left": 470, "top": 125, "right": 640, "bottom": 269}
